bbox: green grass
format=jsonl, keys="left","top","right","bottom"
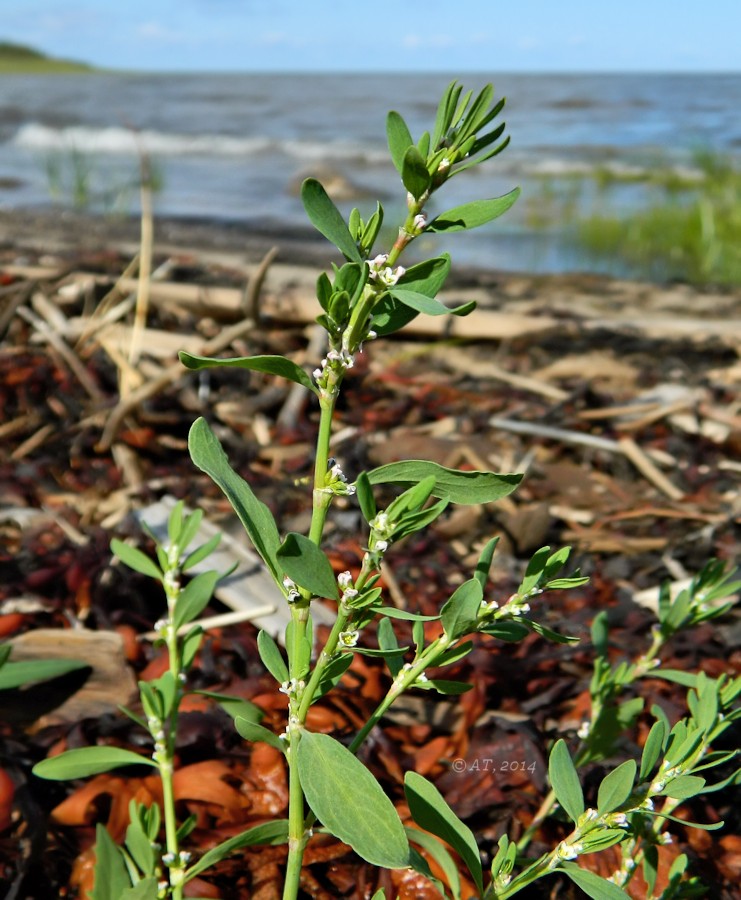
{"left": 528, "top": 150, "right": 741, "bottom": 286}
{"left": 0, "top": 39, "right": 94, "bottom": 73}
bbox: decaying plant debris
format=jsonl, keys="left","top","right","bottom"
{"left": 1, "top": 210, "right": 739, "bottom": 898}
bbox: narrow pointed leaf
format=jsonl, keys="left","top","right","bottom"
{"left": 34, "top": 747, "right": 156, "bottom": 780}
{"left": 234, "top": 717, "right": 286, "bottom": 753}
{"left": 188, "top": 417, "right": 281, "bottom": 583}
{"left": 396, "top": 254, "right": 451, "bottom": 297}
{"left": 427, "top": 189, "right": 520, "bottom": 233}
{"left": 0, "top": 657, "right": 90, "bottom": 690}
{"left": 277, "top": 532, "right": 339, "bottom": 600}
{"left": 561, "top": 863, "right": 631, "bottom": 900}
{"left": 389, "top": 288, "right": 475, "bottom": 318}
{"left": 548, "top": 739, "right": 584, "bottom": 823}
{"left": 474, "top": 537, "right": 499, "bottom": 592}
{"left": 368, "top": 460, "right": 521, "bottom": 505}
{"left": 173, "top": 569, "right": 220, "bottom": 630}
{"left": 404, "top": 771, "right": 483, "bottom": 895}
{"left": 301, "top": 178, "right": 362, "bottom": 263}
{"left": 406, "top": 825, "right": 462, "bottom": 900}
{"left": 184, "top": 821, "right": 288, "bottom": 882}
{"left": 297, "top": 731, "right": 409, "bottom": 868}
{"left": 111, "top": 539, "right": 161, "bottom": 580}
{"left": 180, "top": 353, "right": 319, "bottom": 396}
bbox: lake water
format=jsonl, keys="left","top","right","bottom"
{"left": 1, "top": 72, "right": 740, "bottom": 274}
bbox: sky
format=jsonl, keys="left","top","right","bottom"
{"left": 1, "top": 0, "right": 738, "bottom": 73}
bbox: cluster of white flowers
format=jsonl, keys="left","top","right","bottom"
{"left": 313, "top": 347, "right": 355, "bottom": 385}
{"left": 279, "top": 677, "right": 305, "bottom": 697}
{"left": 337, "top": 570, "right": 359, "bottom": 603}
{"left": 369, "top": 253, "right": 405, "bottom": 287}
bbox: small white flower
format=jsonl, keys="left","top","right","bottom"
{"left": 437, "top": 157, "right": 451, "bottom": 173}
{"left": 659, "top": 832, "right": 673, "bottom": 845}
{"left": 338, "top": 571, "right": 353, "bottom": 588}
{"left": 339, "top": 630, "right": 359, "bottom": 648}
{"left": 556, "top": 841, "right": 579, "bottom": 861}
{"left": 375, "top": 540, "right": 389, "bottom": 553}
{"left": 416, "top": 672, "right": 429, "bottom": 683}
{"left": 577, "top": 721, "right": 591, "bottom": 740}
{"left": 342, "top": 588, "right": 359, "bottom": 601}
{"left": 413, "top": 213, "right": 427, "bottom": 231}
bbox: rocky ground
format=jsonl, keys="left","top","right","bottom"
{"left": 0, "top": 208, "right": 739, "bottom": 898}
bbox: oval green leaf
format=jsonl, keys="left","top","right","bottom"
{"left": 277, "top": 532, "right": 339, "bottom": 600}
{"left": 548, "top": 739, "right": 584, "bottom": 823}
{"left": 111, "top": 539, "right": 161, "bottom": 580}
{"left": 297, "top": 731, "right": 409, "bottom": 869}
{"left": 597, "top": 759, "right": 636, "bottom": 814}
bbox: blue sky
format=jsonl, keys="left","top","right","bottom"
{"left": 1, "top": 0, "right": 737, "bottom": 73}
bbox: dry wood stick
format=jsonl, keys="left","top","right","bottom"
{"left": 97, "top": 245, "right": 278, "bottom": 452}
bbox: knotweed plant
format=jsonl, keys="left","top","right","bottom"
{"left": 32, "top": 82, "right": 740, "bottom": 900}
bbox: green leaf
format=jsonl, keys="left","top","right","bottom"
{"left": 375, "top": 607, "right": 440, "bottom": 622}
{"left": 368, "top": 460, "right": 521, "bottom": 505}
{"left": 591, "top": 611, "right": 609, "bottom": 658}
{"left": 178, "top": 507, "right": 204, "bottom": 553}
{"left": 193, "top": 689, "right": 262, "bottom": 723}
{"left": 386, "top": 110, "right": 414, "bottom": 174}
{"left": 179, "top": 352, "right": 318, "bottom": 396}
{"left": 441, "top": 578, "right": 483, "bottom": 640}
{"left": 0, "top": 657, "right": 90, "bottom": 690}
{"left": 427, "top": 189, "right": 520, "bottom": 233}
{"left": 389, "top": 288, "right": 475, "bottom": 319}
{"left": 181, "top": 532, "right": 221, "bottom": 571}
{"left": 434, "top": 641, "right": 473, "bottom": 668}
{"left": 297, "top": 731, "right": 409, "bottom": 868}
{"left": 401, "top": 145, "right": 431, "bottom": 200}
{"left": 33, "top": 747, "right": 157, "bottom": 781}
{"left": 474, "top": 537, "right": 499, "bottom": 592}
{"left": 431, "top": 81, "right": 462, "bottom": 150}
{"left": 597, "top": 759, "right": 636, "bottom": 814}
{"left": 91, "top": 823, "right": 131, "bottom": 900}
{"left": 397, "top": 254, "right": 451, "bottom": 297}
{"left": 478, "top": 621, "right": 530, "bottom": 641}
{"left": 111, "top": 539, "right": 161, "bottom": 580}
{"left": 173, "top": 569, "right": 220, "bottom": 630}
{"left": 519, "top": 546, "right": 550, "bottom": 596}
{"left": 257, "top": 630, "right": 289, "bottom": 684}
{"left": 121, "top": 879, "right": 159, "bottom": 900}
{"left": 660, "top": 774, "right": 706, "bottom": 799}
{"left": 301, "top": 178, "right": 362, "bottom": 263}
{"left": 421, "top": 679, "right": 473, "bottom": 695}
{"left": 561, "top": 863, "right": 631, "bottom": 900}
{"left": 548, "top": 739, "right": 584, "bottom": 823}
{"left": 404, "top": 771, "right": 483, "bottom": 895}
{"left": 406, "top": 825, "right": 461, "bottom": 900}
{"left": 640, "top": 720, "right": 667, "bottom": 781}
{"left": 234, "top": 716, "right": 286, "bottom": 754}
{"left": 313, "top": 653, "right": 354, "bottom": 700}
{"left": 188, "top": 417, "right": 282, "bottom": 584}
{"left": 184, "top": 821, "right": 289, "bottom": 882}
{"left": 377, "top": 617, "right": 404, "bottom": 678}
{"left": 277, "top": 532, "right": 339, "bottom": 600}
{"left": 355, "top": 471, "right": 377, "bottom": 523}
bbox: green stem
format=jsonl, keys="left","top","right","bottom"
{"left": 283, "top": 720, "right": 307, "bottom": 900}
{"left": 349, "top": 632, "right": 452, "bottom": 754}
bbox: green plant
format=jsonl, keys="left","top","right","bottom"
{"left": 31, "top": 81, "right": 739, "bottom": 900}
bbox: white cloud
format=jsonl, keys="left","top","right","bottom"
{"left": 137, "top": 22, "right": 188, "bottom": 43}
